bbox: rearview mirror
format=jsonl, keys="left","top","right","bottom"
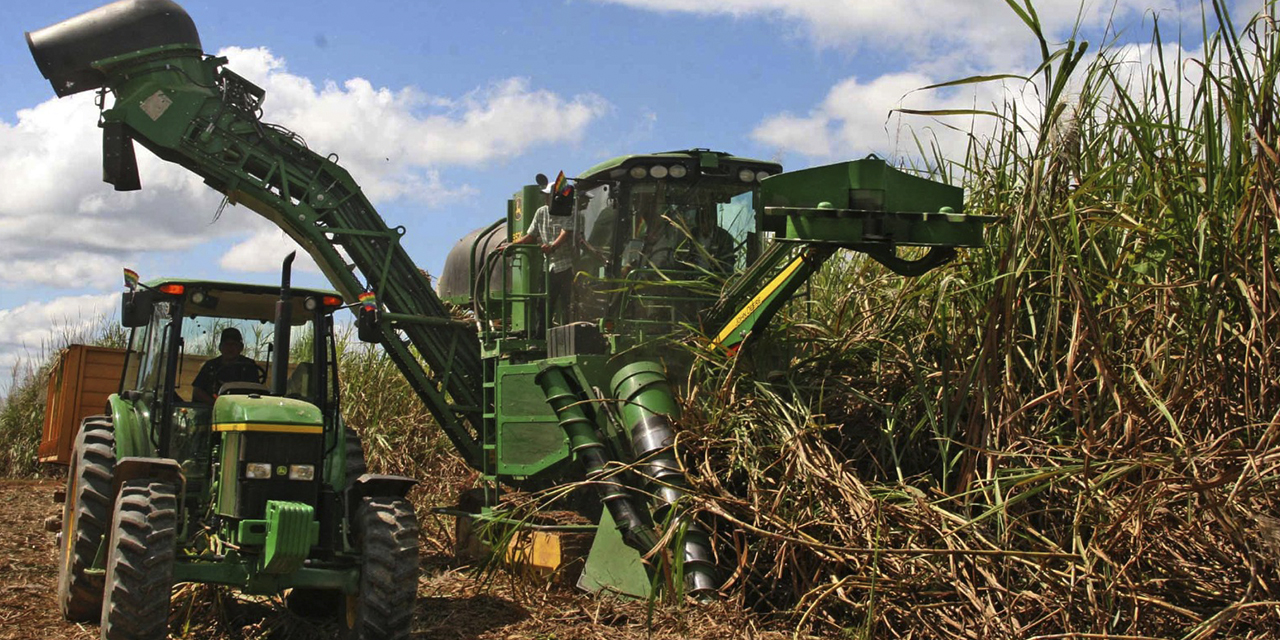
{"left": 356, "top": 304, "right": 380, "bottom": 343}
{"left": 121, "top": 290, "right": 154, "bottom": 328}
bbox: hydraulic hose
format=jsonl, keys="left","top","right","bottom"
{"left": 611, "top": 361, "right": 717, "bottom": 596}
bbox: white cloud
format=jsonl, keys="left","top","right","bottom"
{"left": 600, "top": 0, "right": 1224, "bottom": 167}
{"left": 0, "top": 92, "right": 229, "bottom": 291}
{"left": 752, "top": 72, "right": 1038, "bottom": 166}
{"left": 218, "top": 47, "right": 609, "bottom": 203}
{"left": 590, "top": 0, "right": 1195, "bottom": 71}
{"left": 747, "top": 12, "right": 1219, "bottom": 167}
{"left": 0, "top": 293, "right": 118, "bottom": 389}
{"left": 219, "top": 218, "right": 323, "bottom": 275}
{"left": 0, "top": 47, "right": 610, "bottom": 292}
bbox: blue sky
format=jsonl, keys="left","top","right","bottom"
{"left": 0, "top": 0, "right": 1246, "bottom": 387}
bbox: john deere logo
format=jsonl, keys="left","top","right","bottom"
{"left": 276, "top": 465, "right": 287, "bottom": 477}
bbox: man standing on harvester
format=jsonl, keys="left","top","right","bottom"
{"left": 508, "top": 171, "right": 577, "bottom": 329}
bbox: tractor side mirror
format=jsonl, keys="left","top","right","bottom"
{"left": 356, "top": 304, "right": 380, "bottom": 343}
{"left": 121, "top": 289, "right": 154, "bottom": 327}
{"left": 535, "top": 173, "right": 550, "bottom": 190}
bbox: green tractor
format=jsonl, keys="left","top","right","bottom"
{"left": 57, "top": 257, "right": 419, "bottom": 640}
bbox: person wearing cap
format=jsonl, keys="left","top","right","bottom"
{"left": 192, "top": 328, "right": 262, "bottom": 404}
{"left": 506, "top": 174, "right": 577, "bottom": 329}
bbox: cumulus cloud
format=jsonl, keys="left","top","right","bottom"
{"left": 219, "top": 47, "right": 609, "bottom": 203}
{"left": 742, "top": 3, "right": 1223, "bottom": 167}
{"left": 0, "top": 46, "right": 610, "bottom": 292}
{"left": 752, "top": 72, "right": 1039, "bottom": 165}
{"left": 0, "top": 92, "right": 229, "bottom": 290}
{"left": 590, "top": 0, "right": 1197, "bottom": 71}
{"left": 0, "top": 293, "right": 118, "bottom": 386}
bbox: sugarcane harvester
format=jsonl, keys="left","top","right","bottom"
{"left": 28, "top": 0, "right": 994, "bottom": 601}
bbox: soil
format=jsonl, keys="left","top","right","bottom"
{"left": 0, "top": 479, "right": 800, "bottom": 640}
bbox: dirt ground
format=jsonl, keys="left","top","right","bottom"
{"left": 0, "top": 479, "right": 801, "bottom": 640}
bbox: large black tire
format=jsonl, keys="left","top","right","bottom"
{"left": 343, "top": 498, "right": 418, "bottom": 640}
{"left": 100, "top": 480, "right": 177, "bottom": 640}
{"left": 345, "top": 426, "right": 368, "bottom": 482}
{"left": 57, "top": 416, "right": 116, "bottom": 622}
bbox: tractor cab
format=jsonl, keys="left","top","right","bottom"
{"left": 119, "top": 276, "right": 345, "bottom": 499}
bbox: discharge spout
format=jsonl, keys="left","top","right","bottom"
{"left": 612, "top": 361, "right": 717, "bottom": 596}
{"left": 27, "top": 0, "right": 202, "bottom": 97}
{"left": 536, "top": 366, "right": 658, "bottom": 553}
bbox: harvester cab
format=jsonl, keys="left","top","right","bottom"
{"left": 56, "top": 257, "right": 420, "bottom": 640}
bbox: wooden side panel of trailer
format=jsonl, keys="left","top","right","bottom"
{"left": 39, "top": 345, "right": 126, "bottom": 465}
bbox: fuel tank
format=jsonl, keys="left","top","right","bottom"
{"left": 437, "top": 222, "right": 508, "bottom": 305}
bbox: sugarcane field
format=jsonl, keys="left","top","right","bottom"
{"left": 1, "top": 1, "right": 1279, "bottom": 638}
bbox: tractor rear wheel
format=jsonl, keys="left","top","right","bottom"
{"left": 343, "top": 497, "right": 418, "bottom": 640}
{"left": 100, "top": 480, "right": 177, "bottom": 640}
{"left": 56, "top": 416, "right": 115, "bottom": 622}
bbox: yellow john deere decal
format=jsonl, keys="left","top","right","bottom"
{"left": 213, "top": 423, "right": 323, "bottom": 435}
{"left": 712, "top": 255, "right": 808, "bottom": 347}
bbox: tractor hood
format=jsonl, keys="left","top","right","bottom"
{"left": 213, "top": 395, "right": 322, "bottom": 430}
{"left": 27, "top": 0, "right": 201, "bottom": 97}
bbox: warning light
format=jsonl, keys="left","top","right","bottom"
{"left": 158, "top": 284, "right": 185, "bottom": 295}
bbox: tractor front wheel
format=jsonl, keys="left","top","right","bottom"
{"left": 343, "top": 497, "right": 418, "bottom": 640}
{"left": 100, "top": 480, "right": 177, "bottom": 640}
{"left": 56, "top": 416, "right": 115, "bottom": 622}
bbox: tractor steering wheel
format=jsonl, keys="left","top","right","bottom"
{"left": 256, "top": 363, "right": 268, "bottom": 384}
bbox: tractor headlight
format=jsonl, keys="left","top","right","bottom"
{"left": 755, "top": 170, "right": 771, "bottom": 182}
{"left": 288, "top": 464, "right": 315, "bottom": 481}
{"left": 668, "top": 164, "right": 688, "bottom": 178}
{"left": 245, "top": 462, "right": 272, "bottom": 479}
{"left": 738, "top": 168, "right": 756, "bottom": 183}
{"left": 649, "top": 165, "right": 669, "bottom": 179}
{"left": 629, "top": 166, "right": 648, "bottom": 179}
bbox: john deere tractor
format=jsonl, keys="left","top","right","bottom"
{"left": 57, "top": 257, "right": 419, "bottom": 640}
{"left": 29, "top": 0, "right": 994, "bottom": 604}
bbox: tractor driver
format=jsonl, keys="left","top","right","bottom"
{"left": 192, "top": 328, "right": 261, "bottom": 404}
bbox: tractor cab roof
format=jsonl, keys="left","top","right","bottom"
{"left": 143, "top": 278, "right": 344, "bottom": 324}
{"left": 576, "top": 148, "right": 782, "bottom": 183}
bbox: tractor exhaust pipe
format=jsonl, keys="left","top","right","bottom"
{"left": 272, "top": 252, "right": 297, "bottom": 396}
{"left": 26, "top": 0, "right": 202, "bottom": 97}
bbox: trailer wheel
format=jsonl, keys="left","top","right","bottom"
{"left": 100, "top": 480, "right": 177, "bottom": 640}
{"left": 56, "top": 416, "right": 115, "bottom": 622}
{"left": 343, "top": 498, "right": 418, "bottom": 640}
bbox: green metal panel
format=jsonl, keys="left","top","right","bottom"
{"left": 761, "top": 157, "right": 962, "bottom": 213}
{"left": 775, "top": 207, "right": 987, "bottom": 247}
{"left": 217, "top": 431, "right": 242, "bottom": 518}
{"left": 493, "top": 363, "right": 568, "bottom": 477}
{"left": 107, "top": 393, "right": 153, "bottom": 459}
{"left": 173, "top": 558, "right": 358, "bottom": 594}
{"left": 259, "top": 501, "right": 319, "bottom": 574}
{"left": 577, "top": 509, "right": 652, "bottom": 598}
{"left": 213, "top": 395, "right": 323, "bottom": 426}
